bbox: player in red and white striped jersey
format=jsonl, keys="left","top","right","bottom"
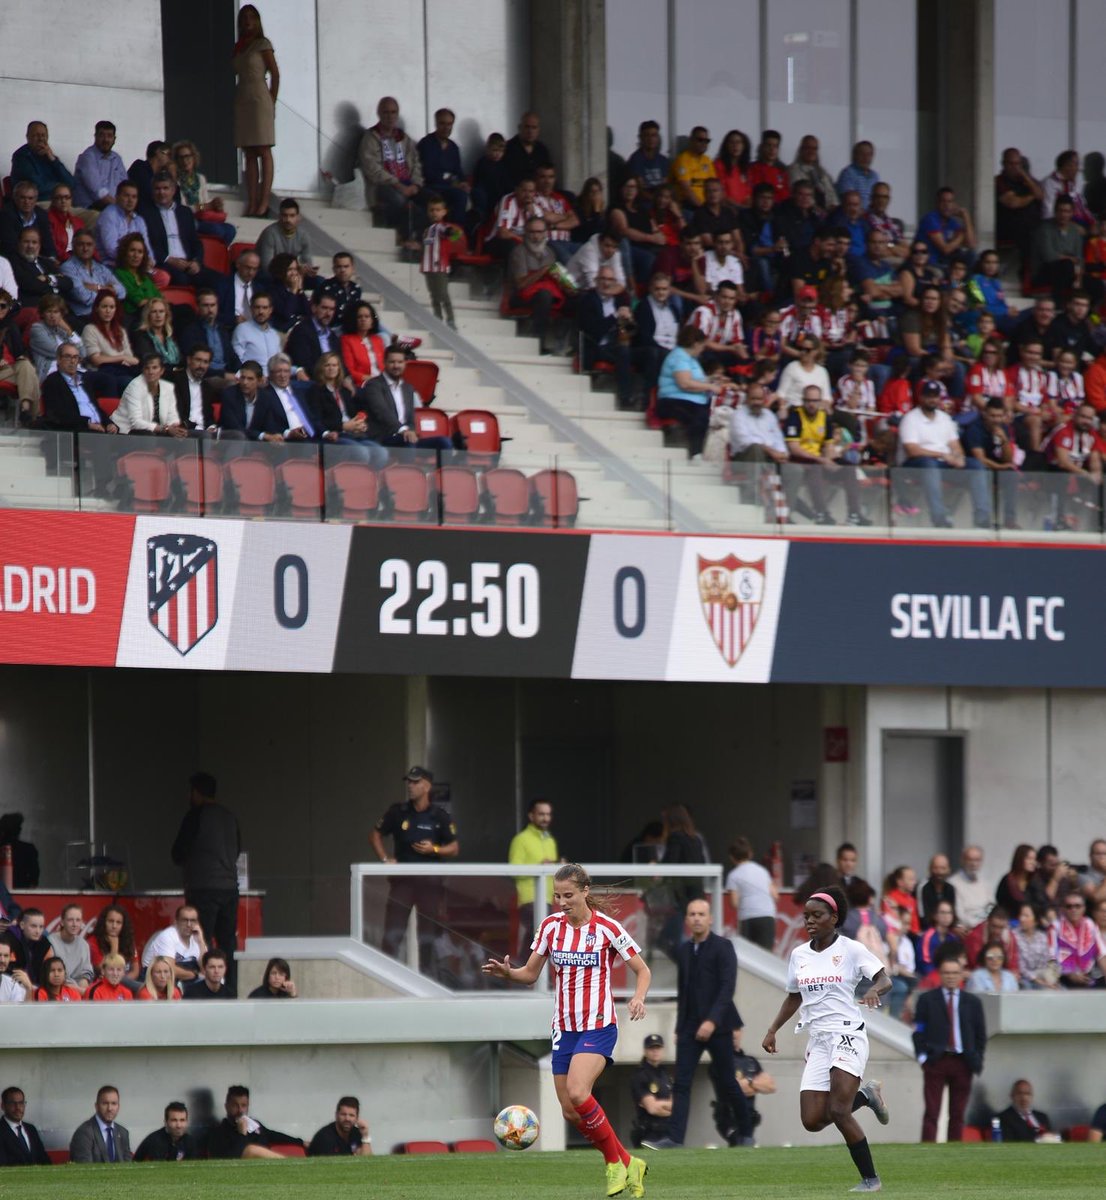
{"left": 484, "top": 864, "right": 651, "bottom": 1197}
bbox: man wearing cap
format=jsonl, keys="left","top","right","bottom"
{"left": 508, "top": 799, "right": 560, "bottom": 958}
{"left": 630, "top": 1034, "right": 674, "bottom": 1148}
{"left": 370, "top": 767, "right": 458, "bottom": 974}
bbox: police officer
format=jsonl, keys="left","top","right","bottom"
{"left": 629, "top": 1034, "right": 673, "bottom": 1148}
{"left": 370, "top": 766, "right": 458, "bottom": 975}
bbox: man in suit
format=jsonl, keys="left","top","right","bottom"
{"left": 248, "top": 352, "right": 322, "bottom": 443}
{"left": 172, "top": 346, "right": 219, "bottom": 433}
{"left": 912, "top": 955, "right": 987, "bottom": 1142}
{"left": 577, "top": 265, "right": 642, "bottom": 409}
{"left": 359, "top": 344, "right": 450, "bottom": 449}
{"left": 217, "top": 250, "right": 268, "bottom": 329}
{"left": 633, "top": 272, "right": 683, "bottom": 389}
{"left": 285, "top": 292, "right": 341, "bottom": 379}
{"left": 0, "top": 180, "right": 57, "bottom": 260}
{"left": 179, "top": 289, "right": 239, "bottom": 382}
{"left": 140, "top": 173, "right": 220, "bottom": 289}
{"left": 69, "top": 1085, "right": 131, "bottom": 1163}
{"left": 0, "top": 1087, "right": 50, "bottom": 1167}
{"left": 218, "top": 360, "right": 263, "bottom": 440}
{"left": 997, "top": 1080, "right": 1052, "bottom": 1142}
{"left": 41, "top": 344, "right": 117, "bottom": 432}
{"left": 643, "top": 898, "right": 754, "bottom": 1149}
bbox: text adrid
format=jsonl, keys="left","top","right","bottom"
{"left": 889, "top": 594, "right": 1064, "bottom": 641}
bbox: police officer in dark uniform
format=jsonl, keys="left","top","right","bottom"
{"left": 629, "top": 1034, "right": 674, "bottom": 1148}
{"left": 369, "top": 766, "right": 458, "bottom": 975}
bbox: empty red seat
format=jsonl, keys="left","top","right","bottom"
{"left": 404, "top": 1141, "right": 450, "bottom": 1154}
{"left": 273, "top": 1143, "right": 306, "bottom": 1157}
{"left": 960, "top": 1125, "right": 984, "bottom": 1142}
{"left": 452, "top": 1139, "right": 499, "bottom": 1153}
{"left": 198, "top": 233, "right": 230, "bottom": 275}
{"left": 161, "top": 285, "right": 198, "bottom": 311}
{"left": 451, "top": 409, "right": 501, "bottom": 467}
{"left": 172, "top": 455, "right": 224, "bottom": 514}
{"left": 326, "top": 462, "right": 379, "bottom": 520}
{"left": 480, "top": 468, "right": 530, "bottom": 524}
{"left": 415, "top": 407, "right": 451, "bottom": 441}
{"left": 277, "top": 458, "right": 324, "bottom": 519}
{"left": 439, "top": 466, "right": 480, "bottom": 524}
{"left": 1066, "top": 1124, "right": 1091, "bottom": 1142}
{"left": 115, "top": 451, "right": 171, "bottom": 512}
{"left": 451, "top": 222, "right": 495, "bottom": 269}
{"left": 46, "top": 1149, "right": 70, "bottom": 1164}
{"left": 383, "top": 463, "right": 431, "bottom": 521}
{"left": 225, "top": 456, "right": 276, "bottom": 516}
{"left": 529, "top": 468, "right": 579, "bottom": 527}
{"left": 99, "top": 397, "right": 121, "bottom": 418}
{"left": 404, "top": 360, "right": 440, "bottom": 405}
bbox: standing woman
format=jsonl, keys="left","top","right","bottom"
{"left": 762, "top": 886, "right": 891, "bottom": 1195}
{"left": 483, "top": 864, "right": 651, "bottom": 1199}
{"left": 234, "top": 5, "right": 279, "bottom": 218}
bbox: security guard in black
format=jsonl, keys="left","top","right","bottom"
{"left": 630, "top": 1034, "right": 674, "bottom": 1147}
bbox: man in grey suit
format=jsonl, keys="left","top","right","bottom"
{"left": 69, "top": 1086, "right": 131, "bottom": 1163}
{"left": 358, "top": 345, "right": 451, "bottom": 449}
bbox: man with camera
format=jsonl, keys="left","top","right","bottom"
{"left": 577, "top": 265, "right": 642, "bottom": 409}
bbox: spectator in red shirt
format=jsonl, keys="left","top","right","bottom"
{"left": 1083, "top": 337, "right": 1106, "bottom": 413}
{"left": 1043, "top": 401, "right": 1103, "bottom": 530}
{"left": 35, "top": 957, "right": 82, "bottom": 1002}
{"left": 88, "top": 904, "right": 140, "bottom": 989}
{"left": 137, "top": 956, "right": 183, "bottom": 1001}
{"left": 962, "top": 907, "right": 1020, "bottom": 977}
{"left": 47, "top": 183, "right": 84, "bottom": 261}
{"left": 86, "top": 954, "right": 133, "bottom": 1001}
{"left": 714, "top": 130, "right": 752, "bottom": 208}
{"left": 748, "top": 130, "right": 790, "bottom": 202}
{"left": 883, "top": 865, "right": 920, "bottom": 934}
{"left": 655, "top": 228, "right": 710, "bottom": 313}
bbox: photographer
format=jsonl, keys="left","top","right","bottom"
{"left": 577, "top": 265, "right": 643, "bottom": 409}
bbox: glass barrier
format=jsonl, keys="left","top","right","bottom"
{"left": 0, "top": 430, "right": 76, "bottom": 511}
{"left": 352, "top": 863, "right": 725, "bottom": 997}
{"left": 74, "top": 431, "right": 202, "bottom": 517}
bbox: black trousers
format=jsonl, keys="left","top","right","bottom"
{"left": 668, "top": 1029, "right": 752, "bottom": 1144}
{"left": 187, "top": 887, "right": 239, "bottom": 995}
{"left": 657, "top": 398, "right": 710, "bottom": 457}
{"left": 382, "top": 878, "right": 444, "bottom": 974}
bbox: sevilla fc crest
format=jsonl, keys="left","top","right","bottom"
{"left": 147, "top": 535, "right": 218, "bottom": 655}
{"left": 697, "top": 554, "right": 765, "bottom": 667}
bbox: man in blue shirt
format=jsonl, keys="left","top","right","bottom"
{"left": 416, "top": 108, "right": 470, "bottom": 225}
{"left": 836, "top": 141, "right": 880, "bottom": 210}
{"left": 626, "top": 120, "right": 671, "bottom": 197}
{"left": 95, "top": 181, "right": 155, "bottom": 267}
{"left": 9, "top": 121, "right": 77, "bottom": 201}
{"left": 917, "top": 187, "right": 976, "bottom": 267}
{"left": 73, "top": 121, "right": 128, "bottom": 211}
{"left": 61, "top": 230, "right": 127, "bottom": 319}
{"left": 832, "top": 191, "right": 868, "bottom": 259}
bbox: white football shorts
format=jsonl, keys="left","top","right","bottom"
{"left": 799, "top": 1025, "right": 869, "bottom": 1091}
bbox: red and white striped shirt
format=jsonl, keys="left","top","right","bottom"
{"left": 533, "top": 910, "right": 639, "bottom": 1031}
{"left": 1007, "top": 364, "right": 1049, "bottom": 408}
{"left": 1047, "top": 370, "right": 1086, "bottom": 413}
{"left": 779, "top": 304, "right": 826, "bottom": 346}
{"left": 967, "top": 363, "right": 1012, "bottom": 401}
{"left": 421, "top": 221, "right": 459, "bottom": 274}
{"left": 689, "top": 302, "right": 744, "bottom": 346}
{"left": 493, "top": 194, "right": 536, "bottom": 239}
{"left": 535, "top": 191, "right": 573, "bottom": 241}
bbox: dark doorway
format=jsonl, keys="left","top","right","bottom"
{"left": 161, "top": 0, "right": 238, "bottom": 186}
{"left": 882, "top": 733, "right": 965, "bottom": 872}
{"left": 520, "top": 740, "right": 613, "bottom": 864}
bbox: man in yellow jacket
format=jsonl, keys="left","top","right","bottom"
{"left": 508, "top": 800, "right": 559, "bottom": 956}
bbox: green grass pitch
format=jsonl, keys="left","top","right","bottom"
{"left": 2, "top": 1145, "right": 1100, "bottom": 1198}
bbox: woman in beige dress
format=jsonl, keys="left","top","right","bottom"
{"left": 234, "top": 5, "right": 280, "bottom": 217}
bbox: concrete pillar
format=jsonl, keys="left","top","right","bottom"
{"left": 528, "top": 0, "right": 608, "bottom": 191}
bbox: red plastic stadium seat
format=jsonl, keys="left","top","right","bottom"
{"left": 224, "top": 456, "right": 276, "bottom": 516}
{"left": 15, "top": 307, "right": 39, "bottom": 336}
{"left": 500, "top": 284, "right": 532, "bottom": 319}
{"left": 46, "top": 1149, "right": 70, "bottom": 1164}
{"left": 326, "top": 462, "right": 379, "bottom": 520}
{"left": 277, "top": 458, "right": 325, "bottom": 518}
{"left": 1066, "top": 1124, "right": 1091, "bottom": 1142}
{"left": 480, "top": 468, "right": 530, "bottom": 525}
{"left": 161, "top": 285, "right": 198, "bottom": 312}
{"left": 645, "top": 387, "right": 678, "bottom": 431}
{"left": 172, "top": 455, "right": 224, "bottom": 515}
{"left": 529, "top": 468, "right": 579, "bottom": 527}
{"left": 414, "top": 407, "right": 451, "bottom": 442}
{"left": 116, "top": 451, "right": 171, "bottom": 512}
{"left": 452, "top": 1139, "right": 498, "bottom": 1153}
{"left": 960, "top": 1125, "right": 984, "bottom": 1143}
{"left": 404, "top": 359, "right": 440, "bottom": 406}
{"left": 451, "top": 409, "right": 501, "bottom": 467}
{"left": 382, "top": 463, "right": 431, "bottom": 522}
{"left": 451, "top": 222, "right": 495, "bottom": 269}
{"left": 404, "top": 1141, "right": 450, "bottom": 1155}
{"left": 273, "top": 1143, "right": 306, "bottom": 1157}
{"left": 439, "top": 466, "right": 480, "bottom": 524}
{"left": 229, "top": 240, "right": 256, "bottom": 265}
{"left": 198, "top": 233, "right": 230, "bottom": 275}
{"left": 99, "top": 397, "right": 121, "bottom": 418}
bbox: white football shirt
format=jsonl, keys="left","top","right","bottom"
{"left": 786, "top": 934, "right": 884, "bottom": 1032}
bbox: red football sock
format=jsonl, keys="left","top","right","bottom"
{"left": 574, "top": 1095, "right": 630, "bottom": 1166}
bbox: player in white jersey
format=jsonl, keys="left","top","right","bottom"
{"left": 484, "top": 864, "right": 652, "bottom": 1198}
{"left": 762, "top": 886, "right": 892, "bottom": 1193}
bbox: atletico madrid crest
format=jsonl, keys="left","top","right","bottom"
{"left": 147, "top": 535, "right": 219, "bottom": 655}
{"left": 697, "top": 554, "right": 765, "bottom": 667}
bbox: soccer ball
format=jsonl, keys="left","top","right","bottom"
{"left": 493, "top": 1104, "right": 539, "bottom": 1150}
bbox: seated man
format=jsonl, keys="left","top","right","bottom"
{"left": 11, "top": 228, "right": 74, "bottom": 308}
{"left": 311, "top": 251, "right": 362, "bottom": 323}
{"left": 784, "top": 384, "right": 869, "bottom": 525}
{"left": 997, "top": 1080, "right": 1052, "bottom": 1142}
{"left": 566, "top": 230, "right": 627, "bottom": 291}
{"left": 0, "top": 181, "right": 58, "bottom": 260}
{"left": 729, "top": 381, "right": 788, "bottom": 466}
{"left": 172, "top": 345, "right": 219, "bottom": 431}
{"left": 748, "top": 131, "right": 790, "bottom": 202}
{"left": 577, "top": 265, "right": 639, "bottom": 409}
{"left": 286, "top": 292, "right": 341, "bottom": 379}
{"left": 507, "top": 217, "right": 572, "bottom": 357}
{"left": 231, "top": 293, "right": 282, "bottom": 369}
{"left": 534, "top": 164, "right": 580, "bottom": 262}
{"left": 178, "top": 290, "right": 239, "bottom": 383}
{"left": 74, "top": 121, "right": 128, "bottom": 212}
{"left": 69, "top": 1086, "right": 131, "bottom": 1163}
{"left": 739, "top": 183, "right": 788, "bottom": 295}
{"left": 655, "top": 228, "right": 711, "bottom": 313}
{"left": 86, "top": 954, "right": 133, "bottom": 1002}
{"left": 1043, "top": 401, "right": 1102, "bottom": 530}
{"left": 357, "top": 96, "right": 425, "bottom": 243}
{"left": 134, "top": 1101, "right": 197, "bottom": 1162}
{"left": 128, "top": 140, "right": 172, "bottom": 207}
{"left": 774, "top": 180, "right": 822, "bottom": 255}
{"left": 249, "top": 353, "right": 321, "bottom": 443}
{"left": 217, "top": 248, "right": 267, "bottom": 328}
{"left": 217, "top": 360, "right": 264, "bottom": 439}
{"left": 863, "top": 182, "right": 911, "bottom": 261}
{"left": 417, "top": 107, "right": 470, "bottom": 226}
{"left": 629, "top": 1034, "right": 673, "bottom": 1149}
{"left": 633, "top": 272, "right": 682, "bottom": 388}
{"left": 690, "top": 177, "right": 741, "bottom": 248}
{"left": 699, "top": 229, "right": 746, "bottom": 299}
{"left": 95, "top": 180, "right": 155, "bottom": 269}
{"left": 10, "top": 121, "right": 77, "bottom": 201}
{"left": 961, "top": 398, "right": 1019, "bottom": 530}
{"left": 837, "top": 140, "right": 880, "bottom": 210}
{"left": 307, "top": 1096, "right": 373, "bottom": 1157}
{"left": 182, "top": 948, "right": 230, "bottom": 999}
{"left": 360, "top": 344, "right": 450, "bottom": 449}
{"left": 1031, "top": 196, "right": 1096, "bottom": 303}
{"left": 207, "top": 1085, "right": 302, "bottom": 1160}
{"left": 488, "top": 178, "right": 539, "bottom": 263}
{"left": 689, "top": 279, "right": 748, "bottom": 370}
{"left": 850, "top": 230, "right": 903, "bottom": 322}
{"left": 47, "top": 903, "right": 94, "bottom": 994}
{"left": 995, "top": 148, "right": 1043, "bottom": 269}
{"left": 61, "top": 230, "right": 127, "bottom": 320}
{"left": 917, "top": 187, "right": 976, "bottom": 268}
{"left": 503, "top": 112, "right": 553, "bottom": 187}
{"left": 669, "top": 126, "right": 717, "bottom": 211}
{"left": 255, "top": 198, "right": 317, "bottom": 278}
{"left": 140, "top": 904, "right": 206, "bottom": 986}
{"left": 140, "top": 172, "right": 221, "bottom": 288}
{"left": 0, "top": 942, "right": 31, "bottom": 1003}
{"left": 0, "top": 1087, "right": 49, "bottom": 1165}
